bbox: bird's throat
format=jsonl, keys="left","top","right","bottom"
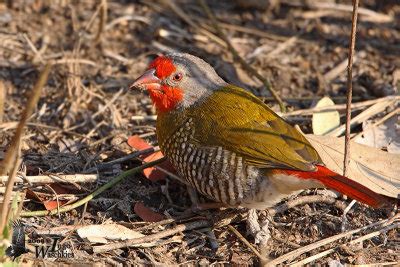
{"left": 148, "top": 85, "right": 183, "bottom": 113}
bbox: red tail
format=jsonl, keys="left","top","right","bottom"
{"left": 280, "top": 165, "right": 391, "bottom": 208}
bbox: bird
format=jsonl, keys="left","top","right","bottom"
{"left": 6, "top": 220, "right": 29, "bottom": 260}
{"left": 130, "top": 53, "right": 393, "bottom": 210}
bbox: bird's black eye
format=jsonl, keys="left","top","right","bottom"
{"left": 172, "top": 72, "right": 183, "bottom": 81}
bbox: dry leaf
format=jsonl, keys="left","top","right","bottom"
{"left": 127, "top": 135, "right": 153, "bottom": 151}
{"left": 306, "top": 134, "right": 400, "bottom": 199}
{"left": 77, "top": 224, "right": 145, "bottom": 242}
{"left": 26, "top": 188, "right": 68, "bottom": 211}
{"left": 134, "top": 202, "right": 166, "bottom": 222}
{"left": 312, "top": 96, "right": 340, "bottom": 135}
{"left": 127, "top": 135, "right": 176, "bottom": 181}
{"left": 354, "top": 115, "right": 400, "bottom": 154}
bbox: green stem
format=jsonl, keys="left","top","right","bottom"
{"left": 20, "top": 157, "right": 166, "bottom": 217}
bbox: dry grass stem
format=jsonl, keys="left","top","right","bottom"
{"left": 289, "top": 222, "right": 400, "bottom": 266}
{"left": 268, "top": 195, "right": 345, "bottom": 216}
{"left": 302, "top": 1, "right": 392, "bottom": 23}
{"left": 228, "top": 225, "right": 267, "bottom": 262}
{"left": 0, "top": 81, "right": 4, "bottom": 123}
{"left": 0, "top": 174, "right": 98, "bottom": 184}
{"left": 343, "top": 0, "right": 360, "bottom": 176}
{"left": 0, "top": 157, "right": 21, "bottom": 232}
{"left": 324, "top": 52, "right": 359, "bottom": 82}
{"left": 95, "top": 0, "right": 108, "bottom": 42}
{"left": 197, "top": 0, "right": 286, "bottom": 112}
{"left": 329, "top": 98, "right": 395, "bottom": 137}
{"left": 284, "top": 96, "right": 398, "bottom": 117}
{"left": 266, "top": 218, "right": 388, "bottom": 266}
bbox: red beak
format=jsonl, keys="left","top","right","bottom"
{"left": 130, "top": 69, "right": 161, "bottom": 91}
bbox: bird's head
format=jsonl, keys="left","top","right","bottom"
{"left": 131, "top": 53, "right": 226, "bottom": 113}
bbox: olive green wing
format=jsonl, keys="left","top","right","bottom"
{"left": 190, "top": 85, "right": 322, "bottom": 171}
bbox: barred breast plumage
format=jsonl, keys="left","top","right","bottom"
{"left": 157, "top": 113, "right": 289, "bottom": 209}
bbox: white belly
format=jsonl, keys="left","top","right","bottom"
{"left": 239, "top": 173, "right": 324, "bottom": 210}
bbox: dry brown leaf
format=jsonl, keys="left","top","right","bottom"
{"left": 306, "top": 134, "right": 400, "bottom": 199}
{"left": 77, "top": 224, "right": 146, "bottom": 242}
{"left": 354, "top": 115, "right": 400, "bottom": 154}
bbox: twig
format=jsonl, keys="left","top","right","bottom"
{"left": 0, "top": 174, "right": 98, "bottom": 184}
{"left": 289, "top": 222, "right": 400, "bottom": 267}
{"left": 218, "top": 22, "right": 289, "bottom": 42}
{"left": 273, "top": 235, "right": 301, "bottom": 249}
{"left": 0, "top": 80, "right": 4, "bottom": 123}
{"left": 228, "top": 225, "right": 267, "bottom": 262}
{"left": 0, "top": 157, "right": 21, "bottom": 233}
{"left": 267, "top": 195, "right": 345, "bottom": 216}
{"left": 264, "top": 35, "right": 299, "bottom": 59}
{"left": 343, "top": 0, "right": 359, "bottom": 177}
{"left": 19, "top": 157, "right": 166, "bottom": 217}
{"left": 367, "top": 107, "right": 399, "bottom": 128}
{"left": 93, "top": 220, "right": 210, "bottom": 253}
{"left": 35, "top": 225, "right": 82, "bottom": 236}
{"left": 105, "top": 15, "right": 150, "bottom": 30}
{"left": 324, "top": 53, "right": 359, "bottom": 82}
{"left": 283, "top": 96, "right": 398, "bottom": 116}
{"left": 285, "top": 1, "right": 393, "bottom": 23}
{"left": 341, "top": 199, "right": 357, "bottom": 231}
{"left": 84, "top": 147, "right": 157, "bottom": 173}
{"left": 0, "top": 121, "right": 87, "bottom": 138}
{"left": 266, "top": 219, "right": 388, "bottom": 266}
{"left": 352, "top": 107, "right": 400, "bottom": 140}
{"left": 45, "top": 184, "right": 61, "bottom": 218}
{"left": 197, "top": 0, "right": 286, "bottom": 112}
{"left": 328, "top": 98, "right": 395, "bottom": 137}
{"left": 95, "top": 0, "right": 108, "bottom": 42}
{"left": 91, "top": 88, "right": 124, "bottom": 119}
{"left": 22, "top": 33, "right": 44, "bottom": 63}
{"left": 131, "top": 115, "right": 158, "bottom": 121}
{"left": 348, "top": 222, "right": 400, "bottom": 245}
{"left": 52, "top": 58, "right": 97, "bottom": 66}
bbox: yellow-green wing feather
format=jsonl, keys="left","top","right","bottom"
{"left": 189, "top": 85, "right": 322, "bottom": 171}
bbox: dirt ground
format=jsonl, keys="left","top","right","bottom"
{"left": 0, "top": 0, "right": 399, "bottom": 266}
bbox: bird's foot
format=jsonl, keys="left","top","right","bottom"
{"left": 246, "top": 209, "right": 270, "bottom": 245}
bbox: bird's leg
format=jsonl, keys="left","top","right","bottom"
{"left": 246, "top": 209, "right": 271, "bottom": 245}
{"left": 186, "top": 186, "right": 228, "bottom": 212}
{"left": 187, "top": 186, "right": 199, "bottom": 206}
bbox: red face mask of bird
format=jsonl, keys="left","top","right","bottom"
{"left": 130, "top": 54, "right": 226, "bottom": 113}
